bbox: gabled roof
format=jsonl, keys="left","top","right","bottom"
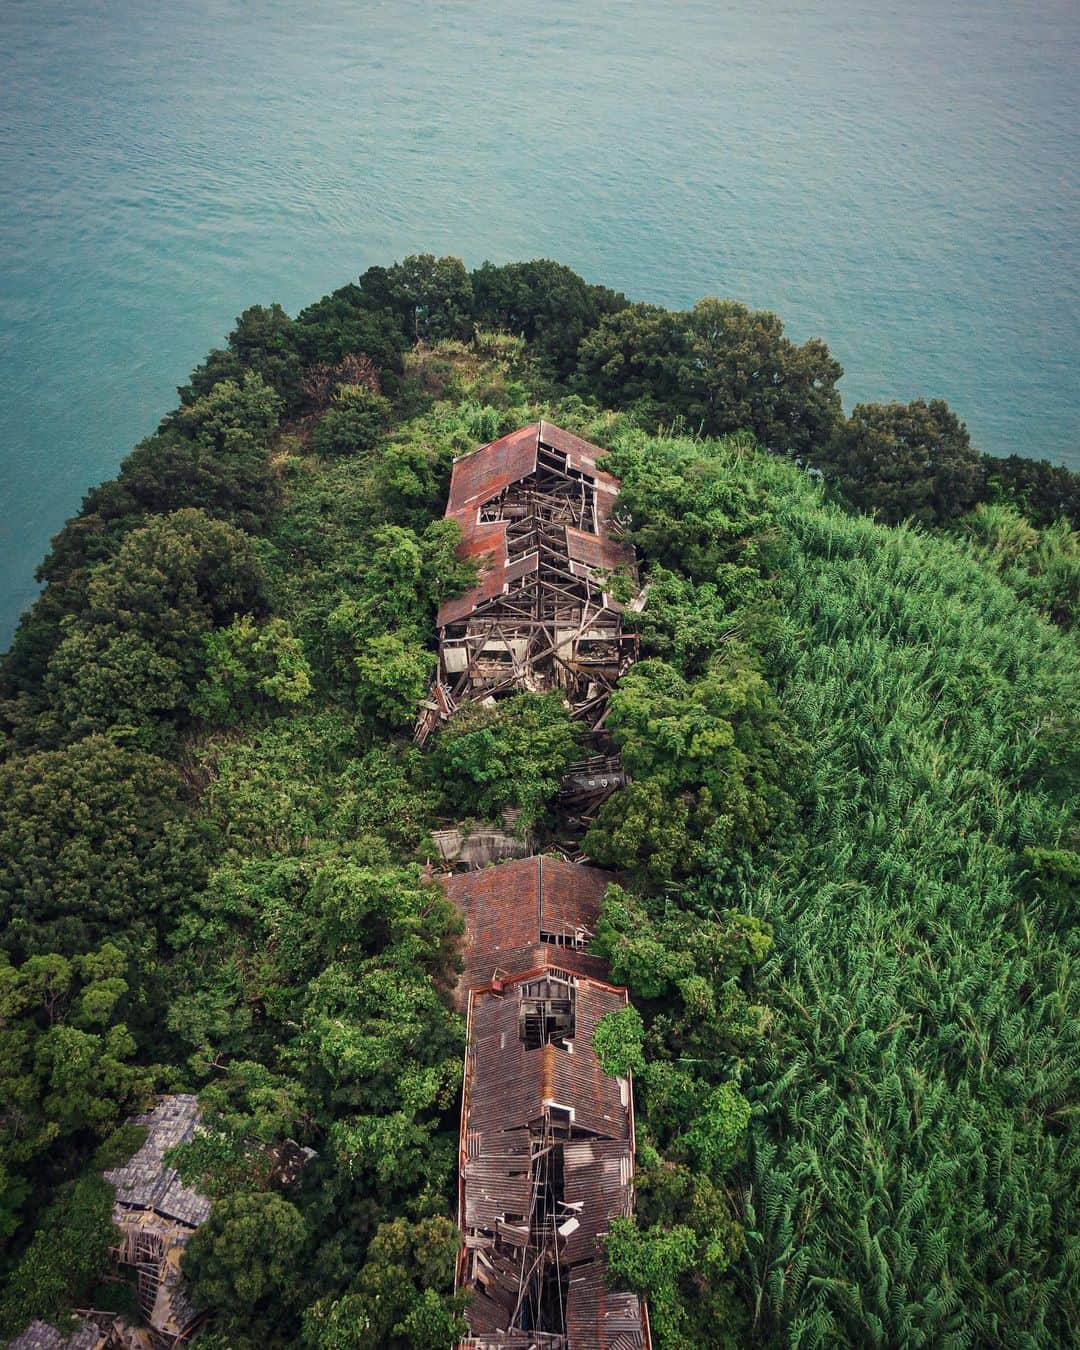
{"left": 436, "top": 422, "right": 629, "bottom": 629}
{"left": 440, "top": 856, "right": 614, "bottom": 1006}
{"left": 459, "top": 964, "right": 645, "bottom": 1348}
{"left": 445, "top": 424, "right": 541, "bottom": 519}
{"left": 462, "top": 966, "right": 632, "bottom": 1157}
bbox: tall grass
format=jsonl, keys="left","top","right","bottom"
{"left": 727, "top": 461, "right": 1078, "bottom": 1346}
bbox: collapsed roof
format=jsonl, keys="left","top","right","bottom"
{"left": 416, "top": 422, "right": 641, "bottom": 745}
{"left": 458, "top": 965, "right": 647, "bottom": 1349}
{"left": 6, "top": 1322, "right": 111, "bottom": 1350}
{"left": 103, "top": 1095, "right": 211, "bottom": 1345}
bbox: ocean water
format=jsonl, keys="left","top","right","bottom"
{"left": 1, "top": 0, "right": 1077, "bottom": 648}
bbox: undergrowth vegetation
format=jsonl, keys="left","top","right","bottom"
{"left": 0, "top": 255, "right": 1076, "bottom": 1347}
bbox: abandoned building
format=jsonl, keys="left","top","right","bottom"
{"left": 457, "top": 964, "right": 647, "bottom": 1348}
{"left": 103, "top": 1095, "right": 211, "bottom": 1346}
{"left": 7, "top": 1099, "right": 211, "bottom": 1350}
{"left": 440, "top": 855, "right": 614, "bottom": 1009}
{"left": 412, "top": 425, "right": 648, "bottom": 1342}
{"left": 7, "top": 1320, "right": 117, "bottom": 1350}
{"left": 441, "top": 857, "right": 649, "bottom": 1348}
{"left": 432, "top": 808, "right": 534, "bottom": 873}
{"left": 415, "top": 421, "right": 641, "bottom": 752}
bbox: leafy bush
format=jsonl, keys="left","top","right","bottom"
{"left": 428, "top": 691, "right": 581, "bottom": 830}
{"left": 312, "top": 384, "right": 392, "bottom": 458}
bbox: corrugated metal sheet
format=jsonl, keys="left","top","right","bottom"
{"left": 458, "top": 966, "right": 644, "bottom": 1348}
{"left": 462, "top": 971, "right": 631, "bottom": 1206}
{"left": 446, "top": 424, "right": 540, "bottom": 516}
{"left": 104, "top": 1094, "right": 210, "bottom": 1228}
{"left": 538, "top": 421, "right": 621, "bottom": 521}
{"left": 565, "top": 526, "right": 636, "bottom": 575}
{"left": 538, "top": 857, "right": 613, "bottom": 937}
{"left": 562, "top": 1138, "right": 634, "bottom": 1266}
{"left": 566, "top": 1264, "right": 646, "bottom": 1350}
{"left": 436, "top": 423, "right": 631, "bottom": 630}
{"left": 441, "top": 858, "right": 615, "bottom": 1006}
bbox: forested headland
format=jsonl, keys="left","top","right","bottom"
{"left": 1, "top": 257, "right": 1077, "bottom": 1348}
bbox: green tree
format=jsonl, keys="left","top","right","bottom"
{"left": 601, "top": 656, "right": 799, "bottom": 857}
{"left": 471, "top": 258, "right": 627, "bottom": 376}
{"left": 604, "top": 1217, "right": 698, "bottom": 1347}
{"left": 360, "top": 255, "right": 474, "bottom": 343}
{"left": 592, "top": 1005, "right": 646, "bottom": 1077}
{"left": 680, "top": 1081, "right": 751, "bottom": 1172}
{"left": 312, "top": 384, "right": 392, "bottom": 459}
{"left": 42, "top": 508, "right": 266, "bottom": 744}
{"left": 0, "top": 737, "right": 203, "bottom": 957}
{"left": 191, "top": 616, "right": 313, "bottom": 725}
{"left": 295, "top": 283, "right": 409, "bottom": 370}
{"left": 576, "top": 300, "right": 842, "bottom": 451}
{"left": 350, "top": 633, "right": 434, "bottom": 729}
{"left": 982, "top": 451, "right": 1080, "bottom": 528}
{"left": 0, "top": 946, "right": 152, "bottom": 1244}
{"left": 584, "top": 779, "right": 694, "bottom": 886}
{"left": 302, "top": 1217, "right": 466, "bottom": 1349}
{"left": 428, "top": 691, "right": 582, "bottom": 829}
{"left": 0, "top": 1173, "right": 117, "bottom": 1336}
{"left": 821, "top": 398, "right": 983, "bottom": 524}
{"left": 180, "top": 304, "right": 305, "bottom": 412}
{"left": 183, "top": 1191, "right": 309, "bottom": 1341}
{"left": 125, "top": 372, "right": 284, "bottom": 530}
{"left": 604, "top": 434, "right": 777, "bottom": 586}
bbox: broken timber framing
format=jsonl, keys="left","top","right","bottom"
{"left": 457, "top": 963, "right": 648, "bottom": 1349}
{"left": 415, "top": 422, "right": 642, "bottom": 753}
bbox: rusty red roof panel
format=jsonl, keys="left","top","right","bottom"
{"left": 438, "top": 423, "right": 630, "bottom": 629}
{"left": 436, "top": 520, "right": 509, "bottom": 626}
{"left": 562, "top": 1138, "right": 634, "bottom": 1265}
{"left": 538, "top": 856, "right": 611, "bottom": 936}
{"left": 463, "top": 968, "right": 630, "bottom": 1148}
{"left": 442, "top": 858, "right": 615, "bottom": 1007}
{"left": 459, "top": 966, "right": 643, "bottom": 1347}
{"left": 539, "top": 420, "right": 622, "bottom": 515}
{"left": 566, "top": 1262, "right": 647, "bottom": 1350}
{"left": 565, "top": 525, "right": 637, "bottom": 575}
{"left": 446, "top": 424, "right": 540, "bottom": 516}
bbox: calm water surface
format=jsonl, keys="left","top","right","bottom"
{"left": 1, "top": 0, "right": 1077, "bottom": 645}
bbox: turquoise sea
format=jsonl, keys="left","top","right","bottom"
{"left": 1, "top": 0, "right": 1077, "bottom": 647}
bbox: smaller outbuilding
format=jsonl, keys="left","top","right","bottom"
{"left": 103, "top": 1095, "right": 211, "bottom": 1346}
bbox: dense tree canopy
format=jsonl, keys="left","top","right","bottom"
{"left": 576, "top": 298, "right": 843, "bottom": 452}
{"left": 1, "top": 255, "right": 1076, "bottom": 1348}
{"left": 819, "top": 397, "right": 983, "bottom": 525}
{"left": 0, "top": 737, "right": 202, "bottom": 958}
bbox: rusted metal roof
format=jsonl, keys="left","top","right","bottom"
{"left": 539, "top": 421, "right": 622, "bottom": 519}
{"left": 436, "top": 423, "right": 630, "bottom": 631}
{"left": 446, "top": 424, "right": 541, "bottom": 517}
{"left": 565, "top": 525, "right": 636, "bottom": 575}
{"left": 437, "top": 519, "right": 509, "bottom": 627}
{"left": 567, "top": 1264, "right": 647, "bottom": 1350}
{"left": 441, "top": 856, "right": 615, "bottom": 1007}
{"left": 458, "top": 964, "right": 644, "bottom": 1348}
